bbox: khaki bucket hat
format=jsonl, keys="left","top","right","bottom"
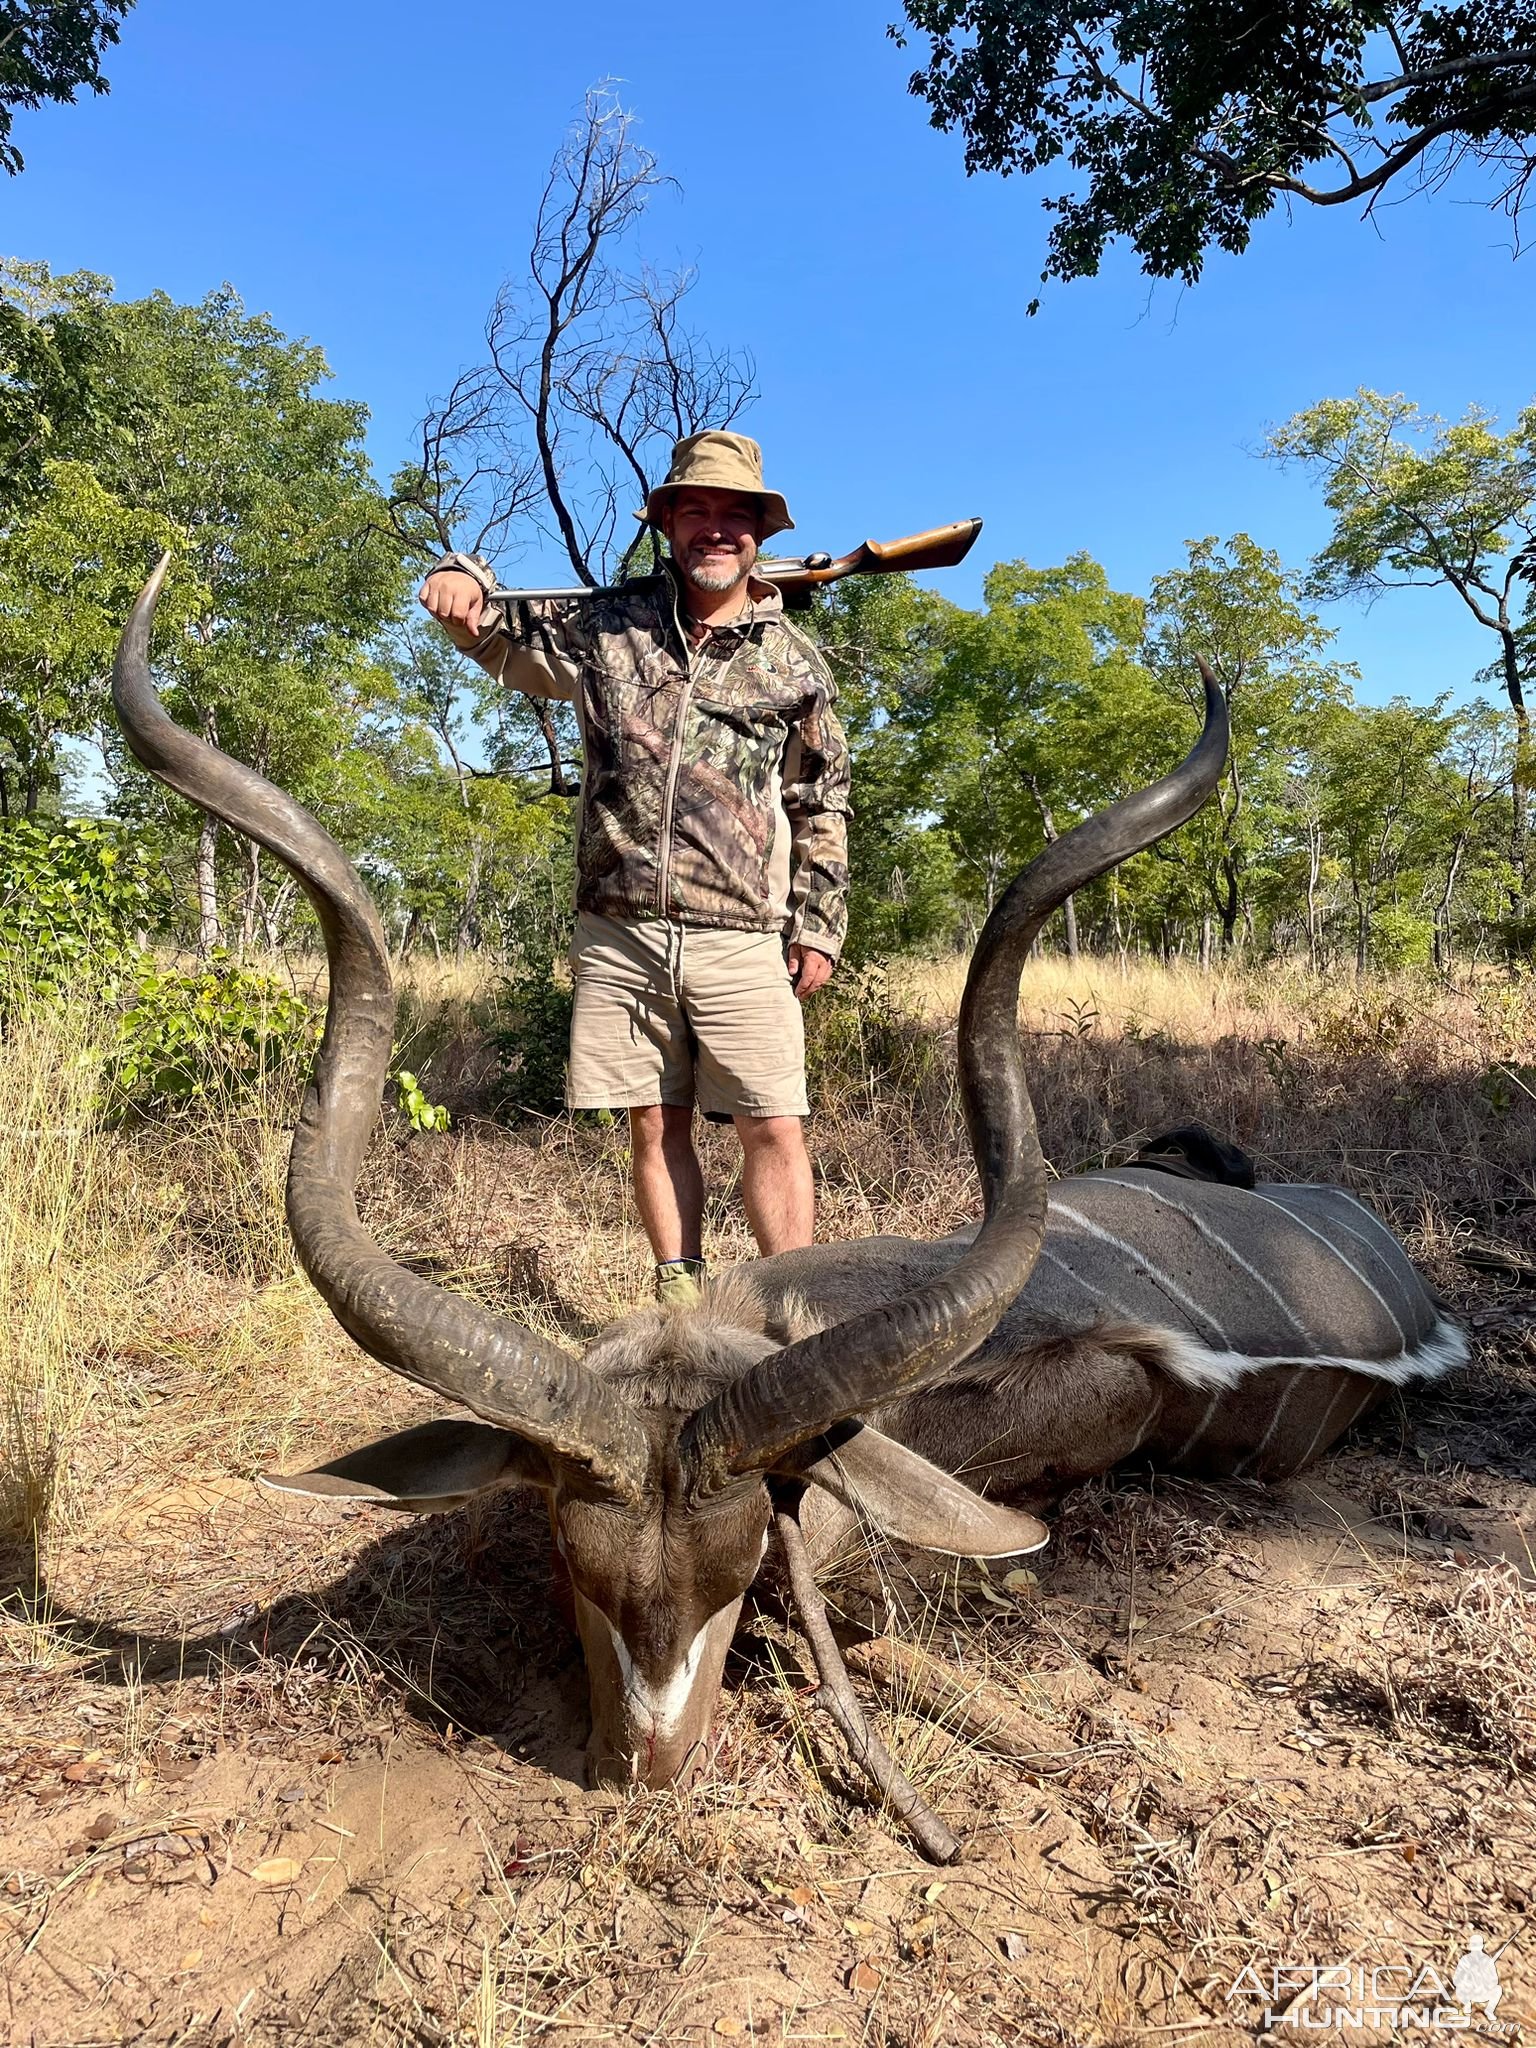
{"left": 636, "top": 430, "right": 794, "bottom": 539}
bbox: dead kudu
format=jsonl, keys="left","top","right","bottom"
{"left": 113, "top": 560, "right": 1465, "bottom": 1861}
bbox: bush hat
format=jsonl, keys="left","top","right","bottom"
{"left": 637, "top": 430, "right": 794, "bottom": 539}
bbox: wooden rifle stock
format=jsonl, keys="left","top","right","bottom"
{"left": 485, "top": 517, "right": 983, "bottom": 612}
{"left": 756, "top": 518, "right": 983, "bottom": 607}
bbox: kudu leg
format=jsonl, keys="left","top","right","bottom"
{"left": 774, "top": 1494, "right": 961, "bottom": 1864}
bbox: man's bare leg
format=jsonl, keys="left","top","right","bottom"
{"left": 629, "top": 1104, "right": 704, "bottom": 1261}
{"left": 734, "top": 1114, "right": 815, "bottom": 1255}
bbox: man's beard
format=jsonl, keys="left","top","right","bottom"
{"left": 684, "top": 550, "right": 752, "bottom": 594}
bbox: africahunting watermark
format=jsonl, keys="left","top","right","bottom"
{"left": 1228, "top": 1936, "right": 1513, "bottom": 2032}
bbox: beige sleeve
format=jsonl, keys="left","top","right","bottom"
{"left": 425, "top": 554, "right": 580, "bottom": 701}
{"left": 463, "top": 606, "right": 578, "bottom": 703}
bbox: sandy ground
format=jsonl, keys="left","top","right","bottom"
{"left": 4, "top": 1304, "right": 1534, "bottom": 2047}
{"left": 6, "top": 966, "right": 1536, "bottom": 2044}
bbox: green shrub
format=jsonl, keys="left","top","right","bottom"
{"left": 489, "top": 892, "right": 575, "bottom": 1120}
{"left": 804, "top": 959, "right": 946, "bottom": 1107}
{"left": 1369, "top": 905, "right": 1433, "bottom": 970}
{"left": 108, "top": 955, "right": 320, "bottom": 1112}
{"left": 490, "top": 941, "right": 573, "bottom": 1118}
{"left": 0, "top": 817, "right": 165, "bottom": 1000}
{"left": 394, "top": 1068, "right": 451, "bottom": 1133}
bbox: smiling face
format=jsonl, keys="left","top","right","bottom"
{"left": 659, "top": 486, "right": 765, "bottom": 598}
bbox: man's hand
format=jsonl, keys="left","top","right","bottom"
{"left": 419, "top": 569, "right": 486, "bottom": 641}
{"left": 787, "top": 943, "right": 834, "bottom": 1001}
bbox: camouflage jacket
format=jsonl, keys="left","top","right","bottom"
{"left": 439, "top": 557, "right": 851, "bottom": 959}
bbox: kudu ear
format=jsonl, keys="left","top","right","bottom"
{"left": 791, "top": 1426, "right": 1049, "bottom": 1559}
{"left": 260, "top": 1417, "right": 555, "bottom": 1515}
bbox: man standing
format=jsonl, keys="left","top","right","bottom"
{"left": 419, "top": 431, "right": 850, "bottom": 1304}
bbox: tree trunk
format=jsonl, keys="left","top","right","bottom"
{"left": 525, "top": 693, "right": 571, "bottom": 797}
{"left": 456, "top": 836, "right": 486, "bottom": 959}
{"left": 1305, "top": 821, "right": 1322, "bottom": 971}
{"left": 1199, "top": 916, "right": 1213, "bottom": 973}
{"left": 1219, "top": 855, "right": 1241, "bottom": 952}
{"left": 1435, "top": 833, "right": 1468, "bottom": 973}
{"left": 196, "top": 813, "right": 222, "bottom": 955}
{"left": 1498, "top": 623, "right": 1530, "bottom": 914}
{"left": 239, "top": 840, "right": 262, "bottom": 958}
{"left": 196, "top": 711, "right": 223, "bottom": 956}
{"left": 262, "top": 877, "right": 297, "bottom": 950}
{"left": 1027, "top": 775, "right": 1076, "bottom": 958}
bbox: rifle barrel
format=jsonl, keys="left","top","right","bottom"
{"left": 482, "top": 520, "right": 982, "bottom": 608}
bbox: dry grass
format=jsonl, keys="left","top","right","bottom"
{"left": 3, "top": 955, "right": 1535, "bottom": 2045}
{"left": 0, "top": 995, "right": 153, "bottom": 1562}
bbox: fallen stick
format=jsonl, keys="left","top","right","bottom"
{"left": 845, "top": 1638, "right": 1077, "bottom": 1771}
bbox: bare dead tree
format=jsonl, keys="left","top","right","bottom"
{"left": 396, "top": 84, "right": 756, "bottom": 795}
{"left": 388, "top": 364, "right": 543, "bottom": 566}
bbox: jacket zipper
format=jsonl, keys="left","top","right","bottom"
{"left": 655, "top": 587, "right": 752, "bottom": 916}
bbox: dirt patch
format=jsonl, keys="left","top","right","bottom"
{"left": 6, "top": 1360, "right": 1535, "bottom": 2045}
{"left": 7, "top": 968, "right": 1536, "bottom": 2043}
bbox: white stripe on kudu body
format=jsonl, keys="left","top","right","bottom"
{"left": 1050, "top": 1200, "right": 1233, "bottom": 1349}
{"left": 1091, "top": 1174, "right": 1315, "bottom": 1344}
{"left": 1243, "top": 1187, "right": 1408, "bottom": 1346}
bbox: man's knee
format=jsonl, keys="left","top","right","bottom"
{"left": 630, "top": 1103, "right": 693, "bottom": 1153}
{"left": 733, "top": 1113, "right": 806, "bottom": 1156}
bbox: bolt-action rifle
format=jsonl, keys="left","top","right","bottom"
{"left": 486, "top": 517, "right": 983, "bottom": 611}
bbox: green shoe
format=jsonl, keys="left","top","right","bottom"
{"left": 655, "top": 1258, "right": 706, "bottom": 1307}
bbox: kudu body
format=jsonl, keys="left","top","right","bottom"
{"left": 113, "top": 562, "right": 1463, "bottom": 1839}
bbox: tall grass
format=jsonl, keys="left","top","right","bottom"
{"left": 5, "top": 951, "right": 1533, "bottom": 1568}
{"left": 0, "top": 995, "right": 137, "bottom": 1562}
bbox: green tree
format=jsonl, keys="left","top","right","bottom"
{"left": 807, "top": 574, "right": 961, "bottom": 962}
{"left": 1266, "top": 390, "right": 1536, "bottom": 903}
{"left": 86, "top": 284, "right": 408, "bottom": 948}
{"left": 894, "top": 3, "right": 1536, "bottom": 294}
{"left": 1143, "top": 534, "right": 1354, "bottom": 955}
{"left": 903, "top": 554, "right": 1159, "bottom": 954}
{"left": 0, "top": 2, "right": 135, "bottom": 176}
{"left": 0, "top": 258, "right": 119, "bottom": 509}
{"left": 1313, "top": 696, "right": 1461, "bottom": 971}
{"left": 0, "top": 457, "right": 193, "bottom": 817}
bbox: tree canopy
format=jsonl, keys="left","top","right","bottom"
{"left": 1266, "top": 389, "right": 1536, "bottom": 908}
{"left": 0, "top": 2, "right": 135, "bottom": 175}
{"left": 893, "top": 3, "right": 1536, "bottom": 293}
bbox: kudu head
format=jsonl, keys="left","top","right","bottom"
{"left": 114, "top": 558, "right": 1228, "bottom": 1792}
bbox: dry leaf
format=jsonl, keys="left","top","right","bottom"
{"left": 1002, "top": 1568, "right": 1038, "bottom": 1590}
{"left": 1001, "top": 1932, "right": 1027, "bottom": 1961}
{"left": 250, "top": 1856, "right": 302, "bottom": 1886}
{"left": 713, "top": 2020, "right": 745, "bottom": 2037}
{"left": 922, "top": 1881, "right": 945, "bottom": 1903}
{"left": 847, "top": 1961, "right": 882, "bottom": 1995}
{"left": 903, "top": 1912, "right": 938, "bottom": 1958}
{"left": 178, "top": 1949, "right": 203, "bottom": 1972}
{"left": 787, "top": 1884, "right": 814, "bottom": 1906}
{"left": 842, "top": 1916, "right": 876, "bottom": 1938}
{"left": 968, "top": 1579, "right": 1016, "bottom": 1609}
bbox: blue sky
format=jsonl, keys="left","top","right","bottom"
{"left": 9, "top": 0, "right": 1535, "bottom": 705}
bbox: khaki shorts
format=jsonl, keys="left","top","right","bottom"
{"left": 567, "top": 912, "right": 808, "bottom": 1120}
